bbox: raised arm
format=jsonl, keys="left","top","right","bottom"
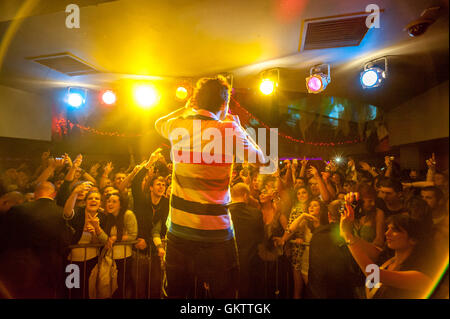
{"left": 299, "top": 157, "right": 307, "bottom": 178}
{"left": 347, "top": 159, "right": 358, "bottom": 183}
{"left": 33, "top": 157, "right": 64, "bottom": 186}
{"left": 119, "top": 161, "right": 146, "bottom": 193}
{"left": 384, "top": 156, "right": 393, "bottom": 178}
{"left": 155, "top": 103, "right": 191, "bottom": 138}
{"left": 321, "top": 171, "right": 336, "bottom": 200}
{"left": 360, "top": 161, "right": 379, "bottom": 178}
{"left": 99, "top": 162, "right": 114, "bottom": 190}
{"left": 309, "top": 166, "right": 331, "bottom": 202}
{"left": 338, "top": 192, "right": 432, "bottom": 293}
{"left": 63, "top": 182, "right": 91, "bottom": 219}
{"left": 425, "top": 153, "right": 436, "bottom": 182}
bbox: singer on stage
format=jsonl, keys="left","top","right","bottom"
{"left": 155, "top": 76, "right": 266, "bottom": 298}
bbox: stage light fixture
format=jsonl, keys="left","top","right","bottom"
{"left": 66, "top": 87, "right": 87, "bottom": 108}
{"left": 306, "top": 64, "right": 330, "bottom": 94}
{"left": 101, "top": 90, "right": 116, "bottom": 105}
{"left": 360, "top": 57, "right": 388, "bottom": 89}
{"left": 259, "top": 69, "right": 279, "bottom": 95}
{"left": 134, "top": 85, "right": 158, "bottom": 108}
{"left": 260, "top": 79, "right": 276, "bottom": 95}
{"left": 176, "top": 86, "right": 188, "bottom": 100}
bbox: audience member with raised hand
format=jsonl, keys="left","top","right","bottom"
{"left": 340, "top": 192, "right": 434, "bottom": 299}
{"left": 0, "top": 139, "right": 447, "bottom": 300}
{"left": 275, "top": 186, "right": 311, "bottom": 298}
{"left": 56, "top": 154, "right": 83, "bottom": 207}
{"left": 280, "top": 199, "right": 328, "bottom": 297}
{"left": 33, "top": 157, "right": 65, "bottom": 187}
{"left": 360, "top": 161, "right": 379, "bottom": 178}
{"left": 307, "top": 165, "right": 331, "bottom": 202}
{"left": 99, "top": 161, "right": 114, "bottom": 190}
{"left": 299, "top": 157, "right": 308, "bottom": 179}
{"left": 63, "top": 183, "right": 108, "bottom": 299}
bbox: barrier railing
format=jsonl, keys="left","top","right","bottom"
{"left": 66, "top": 240, "right": 164, "bottom": 299}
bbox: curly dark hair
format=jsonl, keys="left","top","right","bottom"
{"left": 192, "top": 76, "right": 232, "bottom": 113}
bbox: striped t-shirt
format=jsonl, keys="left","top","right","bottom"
{"left": 155, "top": 109, "right": 264, "bottom": 242}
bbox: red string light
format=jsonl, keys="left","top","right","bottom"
{"left": 229, "top": 96, "right": 363, "bottom": 147}
{"left": 54, "top": 97, "right": 363, "bottom": 147}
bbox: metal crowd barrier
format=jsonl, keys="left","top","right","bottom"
{"left": 66, "top": 240, "right": 165, "bottom": 299}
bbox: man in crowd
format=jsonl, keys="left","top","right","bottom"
{"left": 0, "top": 182, "right": 71, "bottom": 298}
{"left": 307, "top": 200, "right": 363, "bottom": 299}
{"left": 134, "top": 174, "right": 169, "bottom": 298}
{"left": 376, "top": 178, "right": 405, "bottom": 218}
{"left": 229, "top": 182, "right": 264, "bottom": 298}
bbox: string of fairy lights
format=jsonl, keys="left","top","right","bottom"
{"left": 55, "top": 96, "right": 363, "bottom": 146}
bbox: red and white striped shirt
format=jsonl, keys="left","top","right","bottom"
{"left": 156, "top": 109, "right": 264, "bottom": 242}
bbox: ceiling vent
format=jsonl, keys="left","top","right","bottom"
{"left": 299, "top": 12, "right": 378, "bottom": 51}
{"left": 27, "top": 52, "right": 99, "bottom": 76}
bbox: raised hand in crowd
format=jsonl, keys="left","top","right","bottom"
{"left": 299, "top": 156, "right": 308, "bottom": 178}
{"left": 384, "top": 156, "right": 394, "bottom": 177}
{"left": 426, "top": 153, "right": 436, "bottom": 169}
{"left": 41, "top": 150, "right": 50, "bottom": 167}
{"left": 63, "top": 181, "right": 94, "bottom": 218}
{"left": 145, "top": 148, "right": 163, "bottom": 169}
{"left": 89, "top": 162, "right": 101, "bottom": 178}
{"left": 359, "top": 161, "right": 378, "bottom": 177}
{"left": 308, "top": 165, "right": 319, "bottom": 178}
{"left": 99, "top": 161, "right": 114, "bottom": 189}
{"left": 359, "top": 161, "right": 371, "bottom": 172}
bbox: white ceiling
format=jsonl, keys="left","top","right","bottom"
{"left": 0, "top": 0, "right": 448, "bottom": 109}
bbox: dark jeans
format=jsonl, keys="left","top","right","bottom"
{"left": 165, "top": 232, "right": 239, "bottom": 299}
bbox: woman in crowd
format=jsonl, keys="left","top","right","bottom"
{"left": 257, "top": 187, "right": 288, "bottom": 298}
{"left": 103, "top": 191, "right": 137, "bottom": 299}
{"left": 63, "top": 184, "right": 108, "bottom": 299}
{"left": 283, "top": 199, "right": 328, "bottom": 296}
{"left": 353, "top": 183, "right": 385, "bottom": 248}
{"left": 275, "top": 186, "right": 311, "bottom": 298}
{"left": 331, "top": 172, "right": 345, "bottom": 195}
{"left": 340, "top": 193, "right": 435, "bottom": 299}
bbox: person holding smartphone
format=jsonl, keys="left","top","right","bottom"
{"left": 63, "top": 182, "right": 108, "bottom": 298}
{"left": 340, "top": 192, "right": 434, "bottom": 299}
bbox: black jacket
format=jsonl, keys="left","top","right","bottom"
{"left": 0, "top": 198, "right": 72, "bottom": 298}
{"left": 307, "top": 223, "right": 362, "bottom": 299}
{"left": 228, "top": 202, "right": 264, "bottom": 264}
{"left": 3, "top": 198, "right": 71, "bottom": 252}
{"left": 132, "top": 168, "right": 169, "bottom": 253}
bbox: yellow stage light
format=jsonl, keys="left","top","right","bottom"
{"left": 134, "top": 85, "right": 158, "bottom": 108}
{"left": 260, "top": 79, "right": 276, "bottom": 95}
{"left": 176, "top": 86, "right": 188, "bottom": 100}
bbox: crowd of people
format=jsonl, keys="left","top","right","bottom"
{"left": 0, "top": 145, "right": 448, "bottom": 299}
